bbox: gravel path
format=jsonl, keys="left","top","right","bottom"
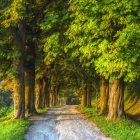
{"left": 25, "top": 106, "right": 111, "bottom": 140}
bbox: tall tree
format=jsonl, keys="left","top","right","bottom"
{"left": 1, "top": 0, "right": 26, "bottom": 119}
{"left": 99, "top": 77, "right": 109, "bottom": 115}
{"left": 67, "top": 0, "right": 140, "bottom": 119}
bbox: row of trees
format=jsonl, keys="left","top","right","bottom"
{"left": 0, "top": 0, "right": 139, "bottom": 120}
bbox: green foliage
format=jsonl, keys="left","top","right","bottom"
{"left": 41, "top": 0, "right": 69, "bottom": 65}
{"left": 79, "top": 103, "right": 140, "bottom": 140}
{"left": 0, "top": 89, "right": 13, "bottom": 121}
{"left": 0, "top": 119, "right": 31, "bottom": 140}
{"left": 0, "top": 89, "right": 13, "bottom": 109}
{"left": 68, "top": 0, "right": 140, "bottom": 81}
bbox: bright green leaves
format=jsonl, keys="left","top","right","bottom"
{"left": 44, "top": 32, "right": 60, "bottom": 64}
{"left": 68, "top": 0, "right": 140, "bottom": 82}
{"left": 41, "top": 14, "right": 59, "bottom": 30}
{"left": 40, "top": 0, "right": 70, "bottom": 66}
{"left": 41, "top": 12, "right": 70, "bottom": 31}
{"left": 0, "top": 0, "right": 139, "bottom": 85}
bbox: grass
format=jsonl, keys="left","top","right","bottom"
{"left": 0, "top": 119, "right": 31, "bottom": 140}
{"left": 36, "top": 108, "right": 48, "bottom": 114}
{"left": 0, "top": 106, "right": 31, "bottom": 140}
{"left": 78, "top": 104, "right": 140, "bottom": 140}
{"left": 0, "top": 106, "right": 13, "bottom": 122}
{"left": 0, "top": 106, "right": 48, "bottom": 140}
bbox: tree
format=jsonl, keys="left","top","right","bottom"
{"left": 0, "top": 0, "right": 48, "bottom": 118}
{"left": 24, "top": 0, "right": 48, "bottom": 115}
{"left": 1, "top": 0, "right": 26, "bottom": 118}
{"left": 99, "top": 77, "right": 109, "bottom": 115}
{"left": 67, "top": 0, "right": 140, "bottom": 119}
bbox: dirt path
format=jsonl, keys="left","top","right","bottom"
{"left": 25, "top": 106, "right": 111, "bottom": 140}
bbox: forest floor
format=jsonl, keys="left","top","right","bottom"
{"left": 24, "top": 106, "right": 111, "bottom": 140}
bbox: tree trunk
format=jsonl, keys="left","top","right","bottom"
{"left": 29, "top": 69, "right": 36, "bottom": 113}
{"left": 107, "top": 78, "right": 124, "bottom": 120}
{"left": 53, "top": 92, "right": 56, "bottom": 106}
{"left": 13, "top": 63, "right": 25, "bottom": 119}
{"left": 81, "top": 94, "right": 84, "bottom": 106}
{"left": 99, "top": 77, "right": 109, "bottom": 115}
{"left": 50, "top": 86, "right": 60, "bottom": 107}
{"left": 96, "top": 89, "right": 98, "bottom": 111}
{"left": 43, "top": 77, "right": 50, "bottom": 107}
{"left": 12, "top": 24, "right": 25, "bottom": 119}
{"left": 50, "top": 93, "right": 54, "bottom": 107}
{"left": 81, "top": 87, "right": 87, "bottom": 107}
{"left": 25, "top": 72, "right": 30, "bottom": 116}
{"left": 25, "top": 41, "right": 36, "bottom": 115}
{"left": 25, "top": 70, "right": 36, "bottom": 116}
{"left": 86, "top": 86, "right": 92, "bottom": 108}
{"left": 54, "top": 86, "right": 60, "bottom": 106}
{"left": 35, "top": 79, "right": 43, "bottom": 109}
{"left": 42, "top": 80, "right": 46, "bottom": 108}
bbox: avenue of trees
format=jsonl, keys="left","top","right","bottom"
{"left": 0, "top": 0, "right": 139, "bottom": 120}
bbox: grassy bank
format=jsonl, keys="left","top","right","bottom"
{"left": 78, "top": 105, "right": 140, "bottom": 140}
{"left": 0, "top": 119, "right": 31, "bottom": 140}
{"left": 0, "top": 106, "right": 31, "bottom": 140}
{"left": 0, "top": 107, "right": 48, "bottom": 140}
{"left": 0, "top": 106, "right": 13, "bottom": 122}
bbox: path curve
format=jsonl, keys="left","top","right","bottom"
{"left": 25, "top": 106, "right": 111, "bottom": 140}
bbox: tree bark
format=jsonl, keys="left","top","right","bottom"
{"left": 86, "top": 86, "right": 92, "bottom": 108}
{"left": 35, "top": 79, "right": 43, "bottom": 109}
{"left": 107, "top": 78, "right": 124, "bottom": 120}
{"left": 25, "top": 41, "right": 36, "bottom": 115}
{"left": 50, "top": 92, "right": 54, "bottom": 107}
{"left": 99, "top": 77, "right": 109, "bottom": 115}
{"left": 25, "top": 72, "right": 30, "bottom": 115}
{"left": 81, "top": 86, "right": 87, "bottom": 107}
{"left": 50, "top": 86, "right": 60, "bottom": 107}
{"left": 25, "top": 70, "right": 36, "bottom": 116}
{"left": 54, "top": 86, "right": 60, "bottom": 106}
{"left": 13, "top": 63, "right": 25, "bottom": 119}
{"left": 96, "top": 89, "right": 98, "bottom": 111}
{"left": 12, "top": 24, "right": 25, "bottom": 119}
{"left": 42, "top": 77, "right": 50, "bottom": 107}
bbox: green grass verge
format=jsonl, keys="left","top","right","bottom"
{"left": 0, "top": 119, "right": 31, "bottom": 140}
{"left": 36, "top": 108, "right": 48, "bottom": 114}
{"left": 78, "top": 105, "right": 140, "bottom": 140}
{"left": 36, "top": 105, "right": 64, "bottom": 114}
{"left": 0, "top": 106, "right": 49, "bottom": 140}
{"left": 0, "top": 106, "right": 13, "bottom": 122}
